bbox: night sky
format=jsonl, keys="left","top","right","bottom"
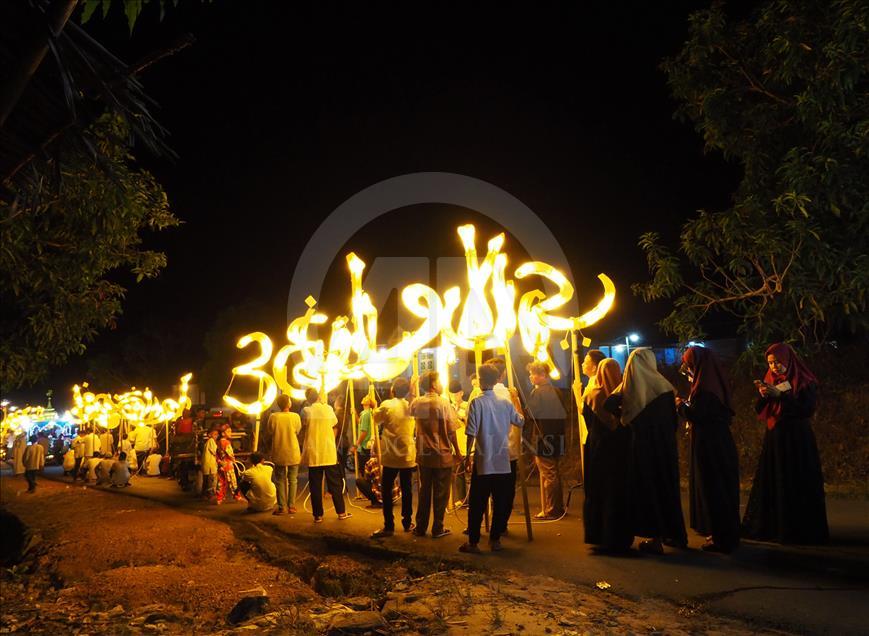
{"left": 17, "top": 1, "right": 747, "bottom": 405}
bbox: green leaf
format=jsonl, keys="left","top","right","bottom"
{"left": 81, "top": 0, "right": 101, "bottom": 23}
{"left": 125, "top": 0, "right": 144, "bottom": 33}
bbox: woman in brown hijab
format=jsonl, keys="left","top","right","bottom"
{"left": 678, "top": 346, "right": 740, "bottom": 553}
{"left": 582, "top": 358, "right": 633, "bottom": 552}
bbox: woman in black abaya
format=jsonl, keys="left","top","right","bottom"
{"left": 583, "top": 358, "right": 633, "bottom": 552}
{"left": 677, "top": 346, "right": 740, "bottom": 553}
{"left": 606, "top": 348, "right": 687, "bottom": 554}
{"left": 742, "top": 343, "right": 828, "bottom": 544}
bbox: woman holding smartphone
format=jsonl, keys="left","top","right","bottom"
{"left": 742, "top": 343, "right": 828, "bottom": 544}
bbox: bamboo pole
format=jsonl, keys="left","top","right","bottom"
{"left": 253, "top": 377, "right": 263, "bottom": 452}
{"left": 349, "top": 380, "right": 359, "bottom": 480}
{"left": 571, "top": 330, "right": 585, "bottom": 482}
{"left": 369, "top": 384, "right": 382, "bottom": 468}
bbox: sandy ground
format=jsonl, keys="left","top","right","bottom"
{"left": 0, "top": 471, "right": 799, "bottom": 635}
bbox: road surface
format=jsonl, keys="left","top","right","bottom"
{"left": 16, "top": 466, "right": 869, "bottom": 634}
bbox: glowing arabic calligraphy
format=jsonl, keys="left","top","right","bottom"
{"left": 71, "top": 373, "right": 193, "bottom": 428}
{"left": 225, "top": 224, "right": 615, "bottom": 412}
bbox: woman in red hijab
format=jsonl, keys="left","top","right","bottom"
{"left": 742, "top": 343, "right": 828, "bottom": 544}
{"left": 677, "top": 346, "right": 740, "bottom": 553}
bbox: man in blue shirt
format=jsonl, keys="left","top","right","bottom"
{"left": 459, "top": 364, "right": 524, "bottom": 553}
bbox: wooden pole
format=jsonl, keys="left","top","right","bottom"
{"left": 253, "top": 377, "right": 263, "bottom": 452}
{"left": 369, "top": 384, "right": 382, "bottom": 468}
{"left": 474, "top": 342, "right": 483, "bottom": 378}
{"left": 570, "top": 330, "right": 585, "bottom": 482}
{"left": 349, "top": 380, "right": 359, "bottom": 480}
{"left": 411, "top": 350, "right": 420, "bottom": 397}
{"left": 503, "top": 340, "right": 533, "bottom": 541}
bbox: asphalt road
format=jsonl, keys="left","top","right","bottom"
{"left": 21, "top": 466, "right": 869, "bottom": 634}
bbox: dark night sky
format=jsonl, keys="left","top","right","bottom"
{"left": 16, "top": 1, "right": 748, "bottom": 405}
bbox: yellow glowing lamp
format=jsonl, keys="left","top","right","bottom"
{"left": 347, "top": 253, "right": 379, "bottom": 360}
{"left": 157, "top": 373, "right": 193, "bottom": 424}
{"left": 224, "top": 332, "right": 278, "bottom": 415}
{"left": 274, "top": 301, "right": 327, "bottom": 399}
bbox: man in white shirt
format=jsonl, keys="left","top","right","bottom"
{"left": 302, "top": 391, "right": 350, "bottom": 522}
{"left": 23, "top": 435, "right": 45, "bottom": 492}
{"left": 371, "top": 378, "right": 416, "bottom": 537}
{"left": 265, "top": 394, "right": 302, "bottom": 515}
{"left": 241, "top": 452, "right": 277, "bottom": 512}
{"left": 145, "top": 452, "right": 163, "bottom": 476}
{"left": 132, "top": 425, "right": 156, "bottom": 470}
{"left": 98, "top": 430, "right": 115, "bottom": 457}
{"left": 82, "top": 428, "right": 101, "bottom": 459}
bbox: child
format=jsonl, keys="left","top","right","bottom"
{"left": 215, "top": 428, "right": 242, "bottom": 504}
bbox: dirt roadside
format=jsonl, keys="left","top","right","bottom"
{"left": 0, "top": 475, "right": 792, "bottom": 635}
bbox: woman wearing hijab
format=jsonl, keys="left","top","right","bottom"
{"left": 605, "top": 348, "right": 687, "bottom": 554}
{"left": 743, "top": 343, "right": 828, "bottom": 544}
{"left": 677, "top": 346, "right": 740, "bottom": 553}
{"left": 583, "top": 358, "right": 633, "bottom": 552}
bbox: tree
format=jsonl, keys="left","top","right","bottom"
{"left": 0, "top": 114, "right": 180, "bottom": 389}
{"left": 634, "top": 0, "right": 869, "bottom": 349}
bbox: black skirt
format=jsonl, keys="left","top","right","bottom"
{"left": 583, "top": 406, "right": 633, "bottom": 550}
{"left": 684, "top": 392, "right": 741, "bottom": 550}
{"left": 627, "top": 392, "right": 687, "bottom": 545}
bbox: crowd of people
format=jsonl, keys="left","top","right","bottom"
{"left": 5, "top": 418, "right": 166, "bottom": 492}
{"left": 246, "top": 341, "right": 829, "bottom": 554}
{"left": 5, "top": 341, "right": 829, "bottom": 555}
